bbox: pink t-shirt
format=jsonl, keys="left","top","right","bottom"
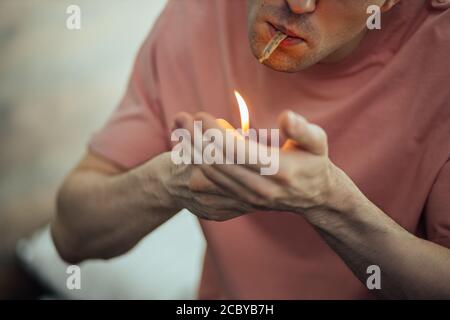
{"left": 89, "top": 0, "right": 450, "bottom": 299}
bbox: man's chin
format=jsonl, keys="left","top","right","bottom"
{"left": 249, "top": 38, "right": 318, "bottom": 73}
{"left": 258, "top": 53, "right": 315, "bottom": 73}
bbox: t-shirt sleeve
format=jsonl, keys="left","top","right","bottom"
{"left": 424, "top": 160, "right": 450, "bottom": 248}
{"left": 88, "top": 18, "right": 170, "bottom": 170}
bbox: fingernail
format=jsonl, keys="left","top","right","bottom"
{"left": 288, "top": 111, "right": 298, "bottom": 126}
{"left": 288, "top": 111, "right": 306, "bottom": 127}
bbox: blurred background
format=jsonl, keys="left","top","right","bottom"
{"left": 0, "top": 0, "right": 205, "bottom": 299}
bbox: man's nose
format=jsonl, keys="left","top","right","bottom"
{"left": 285, "top": 0, "right": 316, "bottom": 14}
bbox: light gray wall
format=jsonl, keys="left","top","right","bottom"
{"left": 1, "top": 0, "right": 206, "bottom": 299}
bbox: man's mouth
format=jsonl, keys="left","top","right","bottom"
{"left": 267, "top": 22, "right": 305, "bottom": 47}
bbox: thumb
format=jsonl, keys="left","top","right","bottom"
{"left": 279, "top": 111, "right": 328, "bottom": 156}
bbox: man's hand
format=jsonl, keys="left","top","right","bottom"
{"left": 173, "top": 111, "right": 346, "bottom": 215}
{"left": 162, "top": 159, "right": 254, "bottom": 221}
{"left": 174, "top": 110, "right": 450, "bottom": 299}
{"left": 165, "top": 114, "right": 255, "bottom": 221}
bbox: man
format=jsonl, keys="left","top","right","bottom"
{"left": 51, "top": 0, "right": 450, "bottom": 299}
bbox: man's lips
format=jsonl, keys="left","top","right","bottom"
{"left": 267, "top": 22, "right": 306, "bottom": 47}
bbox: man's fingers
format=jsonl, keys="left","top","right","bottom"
{"left": 279, "top": 110, "right": 328, "bottom": 156}
{"left": 188, "top": 168, "right": 230, "bottom": 196}
{"left": 192, "top": 192, "right": 251, "bottom": 213}
{"left": 201, "top": 163, "right": 283, "bottom": 206}
{"left": 174, "top": 112, "right": 279, "bottom": 174}
{"left": 173, "top": 112, "right": 218, "bottom": 162}
{"left": 173, "top": 112, "right": 195, "bottom": 130}
{"left": 196, "top": 113, "right": 273, "bottom": 172}
{"left": 216, "top": 118, "right": 236, "bottom": 130}
{"left": 200, "top": 165, "right": 263, "bottom": 205}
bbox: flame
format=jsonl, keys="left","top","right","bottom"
{"left": 234, "top": 90, "right": 250, "bottom": 134}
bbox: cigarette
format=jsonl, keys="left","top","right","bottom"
{"left": 259, "top": 31, "right": 287, "bottom": 63}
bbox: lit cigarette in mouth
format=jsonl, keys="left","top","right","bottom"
{"left": 259, "top": 31, "right": 287, "bottom": 64}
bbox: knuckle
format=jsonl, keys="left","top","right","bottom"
{"left": 188, "top": 169, "right": 208, "bottom": 192}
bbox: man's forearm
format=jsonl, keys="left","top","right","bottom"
{"left": 303, "top": 167, "right": 450, "bottom": 299}
{"left": 51, "top": 152, "right": 179, "bottom": 263}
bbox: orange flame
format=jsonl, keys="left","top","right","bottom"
{"left": 234, "top": 90, "right": 250, "bottom": 134}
